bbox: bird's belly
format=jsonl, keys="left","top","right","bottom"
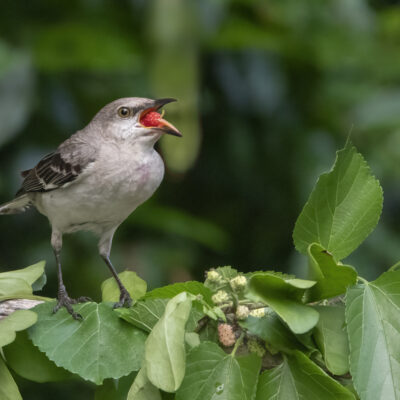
{"left": 35, "top": 155, "right": 164, "bottom": 234}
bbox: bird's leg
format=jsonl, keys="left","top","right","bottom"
{"left": 101, "top": 255, "right": 133, "bottom": 308}
{"left": 51, "top": 230, "right": 91, "bottom": 320}
{"left": 99, "top": 229, "right": 132, "bottom": 309}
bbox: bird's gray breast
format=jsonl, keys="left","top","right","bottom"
{"left": 35, "top": 147, "right": 164, "bottom": 233}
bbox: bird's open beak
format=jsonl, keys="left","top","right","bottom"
{"left": 139, "top": 98, "right": 182, "bottom": 137}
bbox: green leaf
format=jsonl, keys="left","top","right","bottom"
{"left": 29, "top": 301, "right": 146, "bottom": 384}
{"left": 0, "top": 262, "right": 47, "bottom": 300}
{"left": 0, "top": 310, "right": 37, "bottom": 347}
{"left": 313, "top": 305, "right": 350, "bottom": 375}
{"left": 204, "top": 266, "right": 238, "bottom": 292}
{"left": 185, "top": 332, "right": 200, "bottom": 350}
{"left": 247, "top": 273, "right": 319, "bottom": 334}
{"left": 186, "top": 308, "right": 205, "bottom": 332}
{"left": 145, "top": 292, "right": 192, "bottom": 392}
{"left": 203, "top": 305, "right": 226, "bottom": 322}
{"left": 256, "top": 351, "right": 355, "bottom": 400}
{"left": 0, "top": 277, "right": 32, "bottom": 299}
{"left": 215, "top": 266, "right": 238, "bottom": 280}
{"left": 95, "top": 373, "right": 136, "bottom": 400}
{"left": 240, "top": 314, "right": 306, "bottom": 354}
{"left": 127, "top": 367, "right": 161, "bottom": 400}
{"left": 176, "top": 342, "right": 261, "bottom": 400}
{"left": 101, "top": 271, "right": 147, "bottom": 302}
{"left": 115, "top": 298, "right": 169, "bottom": 332}
{"left": 115, "top": 298, "right": 203, "bottom": 333}
{"left": 144, "top": 281, "right": 213, "bottom": 306}
{"left": 0, "top": 261, "right": 46, "bottom": 287}
{"left": 3, "top": 331, "right": 73, "bottom": 382}
{"left": 198, "top": 319, "right": 219, "bottom": 343}
{"left": 307, "top": 243, "right": 357, "bottom": 301}
{"left": 0, "top": 356, "right": 22, "bottom": 400}
{"left": 346, "top": 270, "right": 400, "bottom": 400}
{"left": 293, "top": 144, "right": 383, "bottom": 260}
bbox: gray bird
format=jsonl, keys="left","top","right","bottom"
{"left": 0, "top": 97, "right": 181, "bottom": 319}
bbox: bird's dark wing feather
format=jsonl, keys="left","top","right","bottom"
{"left": 16, "top": 139, "right": 96, "bottom": 196}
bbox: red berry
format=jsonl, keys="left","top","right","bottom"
{"left": 141, "top": 111, "right": 161, "bottom": 127}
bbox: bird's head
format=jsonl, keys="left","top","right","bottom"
{"left": 92, "top": 97, "right": 181, "bottom": 144}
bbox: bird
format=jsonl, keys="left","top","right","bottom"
{"left": 0, "top": 97, "right": 181, "bottom": 319}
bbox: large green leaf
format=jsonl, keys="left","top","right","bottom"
{"left": 101, "top": 271, "right": 147, "bottom": 302}
{"left": 0, "top": 261, "right": 45, "bottom": 286}
{"left": 0, "top": 262, "right": 47, "bottom": 300}
{"left": 293, "top": 144, "right": 383, "bottom": 260}
{"left": 0, "top": 356, "right": 22, "bottom": 400}
{"left": 95, "top": 373, "right": 136, "bottom": 400}
{"left": 307, "top": 243, "right": 357, "bottom": 301}
{"left": 145, "top": 292, "right": 192, "bottom": 392}
{"left": 116, "top": 298, "right": 203, "bottom": 333}
{"left": 0, "top": 309, "right": 37, "bottom": 347}
{"left": 198, "top": 319, "right": 218, "bottom": 343}
{"left": 240, "top": 314, "right": 306, "bottom": 354}
{"left": 247, "top": 273, "right": 319, "bottom": 334}
{"left": 116, "top": 298, "right": 169, "bottom": 332}
{"left": 256, "top": 351, "right": 355, "bottom": 400}
{"left": 0, "top": 277, "right": 32, "bottom": 299}
{"left": 4, "top": 331, "right": 73, "bottom": 382}
{"left": 313, "top": 305, "right": 349, "bottom": 375}
{"left": 29, "top": 301, "right": 146, "bottom": 384}
{"left": 144, "top": 281, "right": 213, "bottom": 306}
{"left": 346, "top": 271, "right": 400, "bottom": 400}
{"left": 127, "top": 367, "right": 162, "bottom": 400}
{"left": 176, "top": 341, "right": 261, "bottom": 400}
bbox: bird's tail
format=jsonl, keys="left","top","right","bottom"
{"left": 0, "top": 195, "right": 31, "bottom": 215}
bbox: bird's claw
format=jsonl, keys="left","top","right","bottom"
{"left": 113, "top": 289, "right": 133, "bottom": 309}
{"left": 76, "top": 296, "right": 92, "bottom": 303}
{"left": 53, "top": 291, "right": 91, "bottom": 320}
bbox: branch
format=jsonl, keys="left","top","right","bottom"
{"left": 0, "top": 299, "right": 44, "bottom": 320}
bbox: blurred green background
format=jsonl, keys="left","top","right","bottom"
{"left": 1, "top": 0, "right": 400, "bottom": 397}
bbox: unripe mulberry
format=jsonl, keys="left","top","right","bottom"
{"left": 249, "top": 308, "right": 266, "bottom": 318}
{"left": 247, "top": 338, "right": 266, "bottom": 358}
{"left": 207, "top": 270, "right": 222, "bottom": 283}
{"left": 218, "top": 323, "right": 236, "bottom": 347}
{"left": 212, "top": 290, "right": 230, "bottom": 305}
{"left": 229, "top": 275, "right": 247, "bottom": 292}
{"left": 236, "top": 305, "right": 250, "bottom": 320}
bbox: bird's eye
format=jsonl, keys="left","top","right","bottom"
{"left": 117, "top": 107, "right": 131, "bottom": 118}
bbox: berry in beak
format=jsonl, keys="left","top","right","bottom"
{"left": 139, "top": 101, "right": 182, "bottom": 137}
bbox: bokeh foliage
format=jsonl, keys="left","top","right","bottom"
{"left": 0, "top": 0, "right": 400, "bottom": 397}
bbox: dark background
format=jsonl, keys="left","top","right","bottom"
{"left": 1, "top": 0, "right": 400, "bottom": 398}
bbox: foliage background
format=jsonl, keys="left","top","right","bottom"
{"left": 0, "top": 0, "right": 400, "bottom": 398}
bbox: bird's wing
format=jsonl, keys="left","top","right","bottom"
{"left": 17, "top": 138, "right": 97, "bottom": 196}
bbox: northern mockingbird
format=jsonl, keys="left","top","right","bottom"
{"left": 0, "top": 97, "right": 181, "bottom": 319}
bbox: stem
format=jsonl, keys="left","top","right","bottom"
{"left": 231, "top": 332, "right": 244, "bottom": 357}
{"left": 388, "top": 260, "right": 400, "bottom": 272}
{"left": 357, "top": 276, "right": 369, "bottom": 284}
{"left": 232, "top": 293, "right": 239, "bottom": 308}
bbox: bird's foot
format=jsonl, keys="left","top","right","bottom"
{"left": 113, "top": 288, "right": 133, "bottom": 309}
{"left": 53, "top": 290, "right": 92, "bottom": 320}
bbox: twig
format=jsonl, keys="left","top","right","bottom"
{"left": 0, "top": 299, "right": 44, "bottom": 320}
